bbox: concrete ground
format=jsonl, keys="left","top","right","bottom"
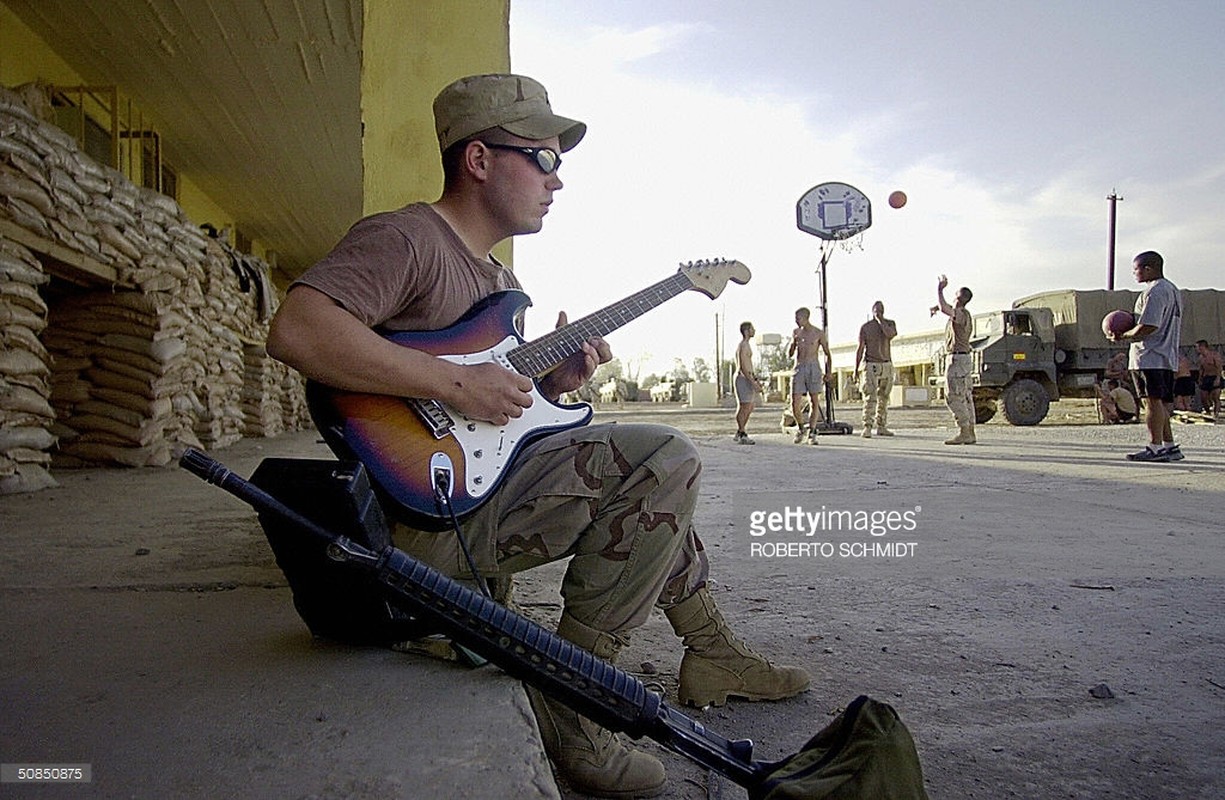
{"left": 2, "top": 402, "right": 1222, "bottom": 799}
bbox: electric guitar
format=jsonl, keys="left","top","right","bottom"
{"left": 308, "top": 259, "right": 751, "bottom": 525}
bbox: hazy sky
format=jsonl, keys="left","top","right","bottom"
{"left": 507, "top": 1, "right": 1223, "bottom": 376}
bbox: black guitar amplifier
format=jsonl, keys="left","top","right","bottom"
{"left": 248, "top": 457, "right": 428, "bottom": 646}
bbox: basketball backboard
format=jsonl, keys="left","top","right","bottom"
{"left": 796, "top": 182, "right": 872, "bottom": 240}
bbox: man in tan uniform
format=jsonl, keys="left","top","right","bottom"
{"left": 936, "top": 275, "right": 976, "bottom": 444}
{"left": 267, "top": 74, "right": 808, "bottom": 798}
{"left": 854, "top": 300, "right": 898, "bottom": 438}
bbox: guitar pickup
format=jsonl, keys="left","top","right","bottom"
{"left": 409, "top": 398, "right": 455, "bottom": 439}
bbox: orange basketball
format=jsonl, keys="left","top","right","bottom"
{"left": 1102, "top": 309, "right": 1135, "bottom": 337}
{"left": 888, "top": 190, "right": 907, "bottom": 209}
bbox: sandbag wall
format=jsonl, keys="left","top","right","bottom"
{"left": 1, "top": 84, "right": 310, "bottom": 490}
{"left": 0, "top": 238, "right": 55, "bottom": 493}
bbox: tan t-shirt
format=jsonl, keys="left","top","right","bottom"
{"left": 945, "top": 307, "right": 971, "bottom": 354}
{"left": 858, "top": 318, "right": 896, "bottom": 363}
{"left": 293, "top": 202, "right": 521, "bottom": 332}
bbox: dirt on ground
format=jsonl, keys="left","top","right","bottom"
{"left": 528, "top": 399, "right": 1224, "bottom": 800}
{"left": 5, "top": 398, "right": 1220, "bottom": 800}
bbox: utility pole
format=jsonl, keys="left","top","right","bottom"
{"left": 1106, "top": 190, "right": 1123, "bottom": 290}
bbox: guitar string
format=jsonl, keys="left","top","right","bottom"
{"left": 507, "top": 273, "right": 693, "bottom": 377}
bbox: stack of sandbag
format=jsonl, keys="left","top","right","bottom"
{"left": 280, "top": 362, "right": 312, "bottom": 431}
{"left": 44, "top": 289, "right": 203, "bottom": 467}
{"left": 240, "top": 343, "right": 315, "bottom": 439}
{"left": 1, "top": 87, "right": 59, "bottom": 244}
{"left": 192, "top": 238, "right": 266, "bottom": 446}
{"left": 191, "top": 319, "right": 246, "bottom": 449}
{"left": 125, "top": 185, "right": 212, "bottom": 293}
{"left": 0, "top": 238, "right": 57, "bottom": 493}
{"left": 2, "top": 83, "right": 309, "bottom": 473}
{"left": 241, "top": 341, "right": 286, "bottom": 437}
{"left": 0, "top": 84, "right": 209, "bottom": 294}
{"left": 1, "top": 86, "right": 109, "bottom": 269}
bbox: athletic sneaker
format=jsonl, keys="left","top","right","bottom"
{"left": 808, "top": 430, "right": 820, "bottom": 445}
{"left": 1126, "top": 446, "right": 1170, "bottom": 462}
{"left": 734, "top": 431, "right": 755, "bottom": 445}
{"left": 793, "top": 426, "right": 807, "bottom": 444}
{"left": 1163, "top": 444, "right": 1184, "bottom": 461}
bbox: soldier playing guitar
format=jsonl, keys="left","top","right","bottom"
{"left": 267, "top": 73, "right": 808, "bottom": 798}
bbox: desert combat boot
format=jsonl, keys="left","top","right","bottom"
{"left": 665, "top": 586, "right": 811, "bottom": 707}
{"left": 944, "top": 424, "right": 977, "bottom": 445}
{"left": 525, "top": 614, "right": 666, "bottom": 798}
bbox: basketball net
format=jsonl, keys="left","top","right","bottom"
{"left": 837, "top": 230, "right": 865, "bottom": 254}
{"left": 820, "top": 228, "right": 865, "bottom": 258}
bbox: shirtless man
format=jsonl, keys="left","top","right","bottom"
{"left": 788, "top": 307, "right": 831, "bottom": 445}
{"left": 1173, "top": 354, "right": 1195, "bottom": 411}
{"left": 733, "top": 321, "right": 764, "bottom": 444}
{"left": 1197, "top": 339, "right": 1223, "bottom": 417}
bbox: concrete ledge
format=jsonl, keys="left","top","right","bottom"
{"left": 1, "top": 586, "right": 556, "bottom": 799}
{"left": 0, "top": 431, "right": 559, "bottom": 800}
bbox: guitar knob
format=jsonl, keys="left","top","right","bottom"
{"left": 473, "top": 449, "right": 483, "bottom": 459}
{"left": 473, "top": 476, "right": 483, "bottom": 485}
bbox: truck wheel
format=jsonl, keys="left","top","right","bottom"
{"left": 974, "top": 399, "right": 997, "bottom": 424}
{"left": 1002, "top": 378, "right": 1050, "bottom": 426}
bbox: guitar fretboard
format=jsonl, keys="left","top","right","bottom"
{"left": 507, "top": 272, "right": 693, "bottom": 377}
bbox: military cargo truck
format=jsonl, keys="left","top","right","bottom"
{"left": 930, "top": 288, "right": 1225, "bottom": 425}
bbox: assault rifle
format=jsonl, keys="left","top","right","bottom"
{"left": 180, "top": 448, "right": 761, "bottom": 787}
{"left": 180, "top": 448, "right": 925, "bottom": 798}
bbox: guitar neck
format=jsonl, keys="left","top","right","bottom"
{"left": 508, "top": 272, "right": 693, "bottom": 377}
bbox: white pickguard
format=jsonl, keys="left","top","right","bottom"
{"left": 439, "top": 335, "right": 591, "bottom": 500}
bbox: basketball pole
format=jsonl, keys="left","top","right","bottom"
{"left": 1106, "top": 190, "right": 1122, "bottom": 290}
{"left": 795, "top": 182, "right": 869, "bottom": 436}
{"left": 815, "top": 240, "right": 839, "bottom": 432}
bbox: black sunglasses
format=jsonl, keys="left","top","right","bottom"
{"left": 482, "top": 142, "right": 561, "bottom": 174}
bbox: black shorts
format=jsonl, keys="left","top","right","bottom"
{"left": 1202, "top": 375, "right": 1222, "bottom": 392}
{"left": 1133, "top": 369, "right": 1175, "bottom": 403}
{"left": 1173, "top": 376, "right": 1196, "bottom": 397}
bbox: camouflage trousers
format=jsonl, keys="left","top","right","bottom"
{"left": 945, "top": 354, "right": 975, "bottom": 427}
{"left": 392, "top": 423, "right": 710, "bottom": 637}
{"left": 860, "top": 361, "right": 894, "bottom": 429}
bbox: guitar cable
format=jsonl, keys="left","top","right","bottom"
{"left": 433, "top": 471, "right": 493, "bottom": 600}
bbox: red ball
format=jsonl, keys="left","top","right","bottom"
{"left": 1102, "top": 309, "right": 1135, "bottom": 337}
{"left": 888, "top": 190, "right": 907, "bottom": 209}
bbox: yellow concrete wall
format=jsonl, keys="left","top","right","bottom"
{"left": 0, "top": 4, "right": 79, "bottom": 86}
{"left": 361, "top": 0, "right": 510, "bottom": 260}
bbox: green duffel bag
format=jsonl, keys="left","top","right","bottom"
{"left": 750, "top": 695, "right": 930, "bottom": 800}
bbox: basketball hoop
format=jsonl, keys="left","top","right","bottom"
{"left": 796, "top": 182, "right": 872, "bottom": 243}
{"left": 793, "top": 181, "right": 871, "bottom": 437}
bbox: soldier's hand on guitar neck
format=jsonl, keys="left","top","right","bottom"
{"left": 537, "top": 311, "right": 612, "bottom": 401}
{"left": 539, "top": 339, "right": 611, "bottom": 400}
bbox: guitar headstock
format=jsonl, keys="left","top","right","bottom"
{"left": 677, "top": 259, "right": 752, "bottom": 299}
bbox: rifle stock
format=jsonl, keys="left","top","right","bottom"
{"left": 179, "top": 447, "right": 764, "bottom": 790}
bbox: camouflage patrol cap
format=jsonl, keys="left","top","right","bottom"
{"left": 433, "top": 73, "right": 587, "bottom": 154}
